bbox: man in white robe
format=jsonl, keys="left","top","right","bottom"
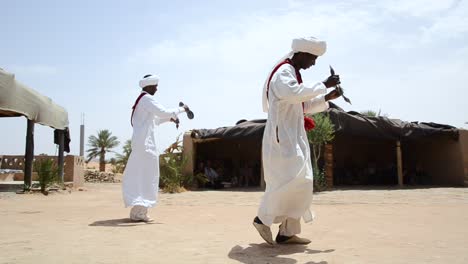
{"left": 253, "top": 37, "right": 341, "bottom": 244}
{"left": 122, "top": 74, "right": 188, "bottom": 222}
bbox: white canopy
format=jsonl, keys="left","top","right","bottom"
{"left": 0, "top": 68, "right": 69, "bottom": 129}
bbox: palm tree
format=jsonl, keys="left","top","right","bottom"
{"left": 116, "top": 139, "right": 132, "bottom": 170}
{"left": 87, "top": 130, "right": 120, "bottom": 172}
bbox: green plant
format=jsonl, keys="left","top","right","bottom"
{"left": 193, "top": 172, "right": 209, "bottom": 188}
{"left": 307, "top": 113, "right": 335, "bottom": 170}
{"left": 86, "top": 130, "right": 120, "bottom": 172}
{"left": 111, "top": 163, "right": 125, "bottom": 174}
{"left": 159, "top": 154, "right": 187, "bottom": 193}
{"left": 164, "top": 134, "right": 182, "bottom": 154}
{"left": 34, "top": 158, "right": 58, "bottom": 193}
{"left": 307, "top": 113, "right": 335, "bottom": 191}
{"left": 313, "top": 168, "right": 327, "bottom": 192}
{"left": 114, "top": 139, "right": 132, "bottom": 173}
{"left": 360, "top": 110, "right": 378, "bottom": 117}
{"left": 360, "top": 109, "right": 389, "bottom": 117}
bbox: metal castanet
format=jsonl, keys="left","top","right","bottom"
{"left": 179, "top": 102, "right": 195, "bottom": 119}
{"left": 329, "top": 65, "right": 351, "bottom": 104}
{"left": 171, "top": 102, "right": 194, "bottom": 129}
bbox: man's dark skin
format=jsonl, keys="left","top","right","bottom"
{"left": 290, "top": 52, "right": 341, "bottom": 101}
{"left": 142, "top": 84, "right": 157, "bottom": 95}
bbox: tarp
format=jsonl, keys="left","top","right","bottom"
{"left": 192, "top": 103, "right": 459, "bottom": 141}
{"left": 0, "top": 68, "right": 68, "bottom": 129}
{"left": 191, "top": 119, "right": 266, "bottom": 141}
{"left": 328, "top": 109, "right": 459, "bottom": 140}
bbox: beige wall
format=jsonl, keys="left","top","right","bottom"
{"left": 64, "top": 155, "right": 85, "bottom": 187}
{"left": 0, "top": 155, "right": 84, "bottom": 186}
{"left": 182, "top": 132, "right": 195, "bottom": 178}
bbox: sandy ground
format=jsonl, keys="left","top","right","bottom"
{"left": 1, "top": 184, "right": 467, "bottom": 264}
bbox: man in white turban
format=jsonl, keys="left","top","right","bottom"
{"left": 122, "top": 74, "right": 188, "bottom": 222}
{"left": 253, "top": 37, "right": 341, "bottom": 244}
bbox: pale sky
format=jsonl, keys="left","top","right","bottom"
{"left": 1, "top": 0, "right": 467, "bottom": 158}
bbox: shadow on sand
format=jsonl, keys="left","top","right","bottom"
{"left": 228, "top": 243, "right": 333, "bottom": 264}
{"left": 89, "top": 218, "right": 162, "bottom": 227}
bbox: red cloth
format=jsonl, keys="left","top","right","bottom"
{"left": 266, "top": 59, "right": 315, "bottom": 131}
{"left": 130, "top": 93, "right": 147, "bottom": 126}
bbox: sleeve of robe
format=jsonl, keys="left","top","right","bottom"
{"left": 303, "top": 96, "right": 329, "bottom": 114}
{"left": 140, "top": 96, "right": 185, "bottom": 120}
{"left": 271, "top": 65, "right": 327, "bottom": 104}
{"left": 155, "top": 117, "right": 173, "bottom": 125}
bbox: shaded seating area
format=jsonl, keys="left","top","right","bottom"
{"left": 183, "top": 103, "right": 467, "bottom": 188}
{"left": 327, "top": 103, "right": 465, "bottom": 187}
{"left": 184, "top": 120, "right": 264, "bottom": 188}
{"left": 0, "top": 68, "right": 70, "bottom": 191}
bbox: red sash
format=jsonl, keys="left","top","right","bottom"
{"left": 130, "top": 93, "right": 147, "bottom": 126}
{"left": 266, "top": 59, "right": 315, "bottom": 131}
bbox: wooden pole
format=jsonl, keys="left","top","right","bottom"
{"left": 57, "top": 129, "right": 65, "bottom": 183}
{"left": 396, "top": 140, "right": 403, "bottom": 186}
{"left": 24, "top": 119, "right": 35, "bottom": 191}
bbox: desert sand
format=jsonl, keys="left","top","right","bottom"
{"left": 1, "top": 184, "right": 467, "bottom": 264}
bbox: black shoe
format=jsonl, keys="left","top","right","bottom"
{"left": 252, "top": 216, "right": 274, "bottom": 245}
{"left": 275, "top": 232, "right": 311, "bottom": 244}
{"left": 275, "top": 233, "right": 291, "bottom": 243}
{"left": 254, "top": 216, "right": 263, "bottom": 225}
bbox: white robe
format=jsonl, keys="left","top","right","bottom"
{"left": 258, "top": 63, "right": 329, "bottom": 226}
{"left": 122, "top": 92, "right": 184, "bottom": 208}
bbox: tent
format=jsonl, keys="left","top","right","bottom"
{"left": 185, "top": 103, "right": 466, "bottom": 187}
{"left": 0, "top": 68, "right": 69, "bottom": 190}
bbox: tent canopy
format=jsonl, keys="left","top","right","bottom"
{"left": 191, "top": 103, "right": 459, "bottom": 141}
{"left": 0, "top": 68, "right": 68, "bottom": 129}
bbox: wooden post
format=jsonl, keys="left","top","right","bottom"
{"left": 24, "top": 119, "right": 35, "bottom": 191}
{"left": 324, "top": 144, "right": 334, "bottom": 188}
{"left": 396, "top": 140, "right": 403, "bottom": 186}
{"left": 57, "top": 129, "right": 65, "bottom": 183}
{"left": 182, "top": 132, "right": 195, "bottom": 180}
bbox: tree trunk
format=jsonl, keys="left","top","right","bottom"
{"left": 99, "top": 149, "right": 106, "bottom": 172}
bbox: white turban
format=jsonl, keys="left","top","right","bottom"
{"left": 139, "top": 75, "right": 159, "bottom": 88}
{"left": 262, "top": 36, "right": 327, "bottom": 112}
{"left": 291, "top": 36, "right": 327, "bottom": 56}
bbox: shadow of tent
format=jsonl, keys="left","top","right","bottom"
{"left": 88, "top": 218, "right": 162, "bottom": 227}
{"left": 228, "top": 243, "right": 334, "bottom": 264}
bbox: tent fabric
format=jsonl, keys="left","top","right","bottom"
{"left": 0, "top": 68, "right": 69, "bottom": 129}
{"left": 191, "top": 119, "right": 266, "bottom": 140}
{"left": 191, "top": 103, "right": 459, "bottom": 141}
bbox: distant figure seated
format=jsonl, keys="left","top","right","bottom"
{"left": 205, "top": 160, "right": 223, "bottom": 189}
{"left": 205, "top": 167, "right": 219, "bottom": 183}
{"left": 239, "top": 162, "right": 254, "bottom": 187}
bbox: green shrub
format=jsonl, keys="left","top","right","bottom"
{"left": 34, "top": 159, "right": 58, "bottom": 193}
{"left": 159, "top": 154, "right": 187, "bottom": 193}
{"left": 307, "top": 113, "right": 335, "bottom": 192}
{"left": 313, "top": 168, "right": 327, "bottom": 192}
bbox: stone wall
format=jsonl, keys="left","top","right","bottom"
{"left": 0, "top": 155, "right": 85, "bottom": 187}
